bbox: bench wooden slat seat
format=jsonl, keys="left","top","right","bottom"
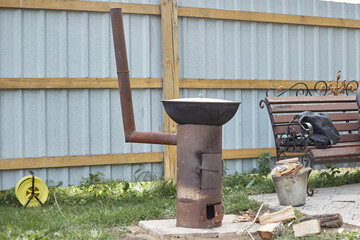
{"left": 310, "top": 146, "right": 360, "bottom": 159}
{"left": 263, "top": 95, "right": 360, "bottom": 167}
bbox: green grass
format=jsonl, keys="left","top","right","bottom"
{"left": 1, "top": 164, "right": 360, "bottom": 239}
{"left": 0, "top": 178, "right": 177, "bottom": 239}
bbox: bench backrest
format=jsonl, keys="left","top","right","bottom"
{"left": 264, "top": 95, "right": 360, "bottom": 144}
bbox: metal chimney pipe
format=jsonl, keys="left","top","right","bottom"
{"left": 110, "top": 8, "right": 177, "bottom": 145}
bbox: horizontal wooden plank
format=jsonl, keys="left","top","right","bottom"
{"left": 274, "top": 122, "right": 358, "bottom": 135}
{"left": 0, "top": 0, "right": 161, "bottom": 14}
{"left": 310, "top": 146, "right": 360, "bottom": 159}
{"left": 0, "top": 78, "right": 323, "bottom": 90}
{"left": 339, "top": 134, "right": 360, "bottom": 143}
{"left": 273, "top": 112, "right": 359, "bottom": 124}
{"left": 178, "top": 7, "right": 360, "bottom": 29}
{"left": 266, "top": 96, "right": 356, "bottom": 104}
{"left": 308, "top": 141, "right": 360, "bottom": 149}
{"left": 274, "top": 125, "right": 301, "bottom": 135}
{"left": 0, "top": 78, "right": 162, "bottom": 89}
{"left": 180, "top": 79, "right": 319, "bottom": 89}
{"left": 2, "top": 1, "right": 360, "bottom": 30}
{"left": 223, "top": 148, "right": 277, "bottom": 159}
{"left": 275, "top": 132, "right": 359, "bottom": 143}
{"left": 0, "top": 152, "right": 163, "bottom": 170}
{"left": 270, "top": 102, "right": 358, "bottom": 113}
{"left": 335, "top": 122, "right": 358, "bottom": 132}
{"left": 312, "top": 157, "right": 360, "bottom": 165}
{"left": 0, "top": 148, "right": 283, "bottom": 170}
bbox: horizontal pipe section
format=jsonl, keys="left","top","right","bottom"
{"left": 126, "top": 131, "right": 177, "bottom": 145}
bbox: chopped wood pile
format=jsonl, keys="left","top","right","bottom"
{"left": 236, "top": 206, "right": 343, "bottom": 239}
{"left": 271, "top": 157, "right": 306, "bottom": 176}
{"left": 234, "top": 158, "right": 345, "bottom": 239}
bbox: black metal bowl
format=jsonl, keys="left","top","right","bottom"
{"left": 162, "top": 98, "right": 241, "bottom": 126}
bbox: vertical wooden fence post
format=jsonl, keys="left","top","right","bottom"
{"left": 161, "top": 0, "right": 179, "bottom": 181}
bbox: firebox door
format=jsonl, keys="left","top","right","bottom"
{"left": 199, "top": 153, "right": 222, "bottom": 190}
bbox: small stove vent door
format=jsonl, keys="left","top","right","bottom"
{"left": 200, "top": 153, "right": 222, "bottom": 190}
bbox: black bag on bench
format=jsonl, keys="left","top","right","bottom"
{"left": 299, "top": 111, "right": 340, "bottom": 149}
{"left": 280, "top": 111, "right": 340, "bottom": 149}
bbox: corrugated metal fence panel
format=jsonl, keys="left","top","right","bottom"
{"left": 178, "top": 0, "right": 360, "bottom": 81}
{"left": 1, "top": 0, "right": 360, "bottom": 189}
{"left": 0, "top": 9, "right": 164, "bottom": 189}
{"left": 178, "top": 0, "right": 360, "bottom": 173}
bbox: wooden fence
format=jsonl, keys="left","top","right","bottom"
{"left": 1, "top": 0, "right": 360, "bottom": 180}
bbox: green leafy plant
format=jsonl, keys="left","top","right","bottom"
{"left": 309, "top": 165, "right": 360, "bottom": 188}
{"left": 223, "top": 190, "right": 261, "bottom": 214}
{"left": 80, "top": 172, "right": 105, "bottom": 187}
{"left": 222, "top": 171, "right": 275, "bottom": 195}
{"left": 0, "top": 188, "right": 17, "bottom": 206}
{"left": 223, "top": 161, "right": 230, "bottom": 176}
{"left": 254, "top": 152, "right": 273, "bottom": 176}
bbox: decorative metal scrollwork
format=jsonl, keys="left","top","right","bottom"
{"left": 345, "top": 80, "right": 359, "bottom": 95}
{"left": 300, "top": 152, "right": 312, "bottom": 168}
{"left": 260, "top": 71, "right": 359, "bottom": 108}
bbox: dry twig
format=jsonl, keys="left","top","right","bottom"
{"left": 53, "top": 192, "right": 67, "bottom": 221}
{"left": 243, "top": 204, "right": 264, "bottom": 240}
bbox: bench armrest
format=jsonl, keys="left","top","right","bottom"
{"left": 278, "top": 122, "right": 313, "bottom": 151}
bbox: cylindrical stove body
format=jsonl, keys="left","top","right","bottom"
{"left": 176, "top": 124, "right": 224, "bottom": 228}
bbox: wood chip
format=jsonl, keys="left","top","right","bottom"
{"left": 275, "top": 157, "right": 299, "bottom": 164}
{"left": 274, "top": 168, "right": 281, "bottom": 176}
{"left": 280, "top": 163, "right": 296, "bottom": 175}
{"left": 259, "top": 206, "right": 296, "bottom": 225}
{"left": 233, "top": 215, "right": 250, "bottom": 223}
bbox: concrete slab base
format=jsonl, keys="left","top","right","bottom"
{"left": 138, "top": 214, "right": 261, "bottom": 240}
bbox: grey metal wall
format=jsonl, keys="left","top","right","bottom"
{"left": 0, "top": 8, "right": 164, "bottom": 190}
{"left": 1, "top": 0, "right": 360, "bottom": 189}
{"left": 178, "top": 0, "right": 360, "bottom": 174}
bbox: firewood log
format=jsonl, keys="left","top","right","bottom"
{"left": 300, "top": 214, "right": 343, "bottom": 228}
{"left": 293, "top": 219, "right": 321, "bottom": 237}
{"left": 257, "top": 222, "right": 285, "bottom": 239}
{"left": 259, "top": 206, "right": 296, "bottom": 225}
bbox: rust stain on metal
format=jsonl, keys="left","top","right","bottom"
{"left": 176, "top": 125, "right": 223, "bottom": 228}
{"left": 177, "top": 187, "right": 205, "bottom": 201}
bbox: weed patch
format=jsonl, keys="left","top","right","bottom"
{"left": 309, "top": 165, "right": 360, "bottom": 188}
{"left": 1, "top": 164, "right": 360, "bottom": 239}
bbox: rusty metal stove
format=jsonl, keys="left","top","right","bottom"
{"left": 176, "top": 124, "right": 223, "bottom": 228}
{"left": 110, "top": 8, "right": 240, "bottom": 229}
{"left": 162, "top": 98, "right": 240, "bottom": 228}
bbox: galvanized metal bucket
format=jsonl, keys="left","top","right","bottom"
{"left": 272, "top": 167, "right": 312, "bottom": 206}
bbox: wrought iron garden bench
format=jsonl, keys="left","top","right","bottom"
{"left": 260, "top": 76, "right": 360, "bottom": 168}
